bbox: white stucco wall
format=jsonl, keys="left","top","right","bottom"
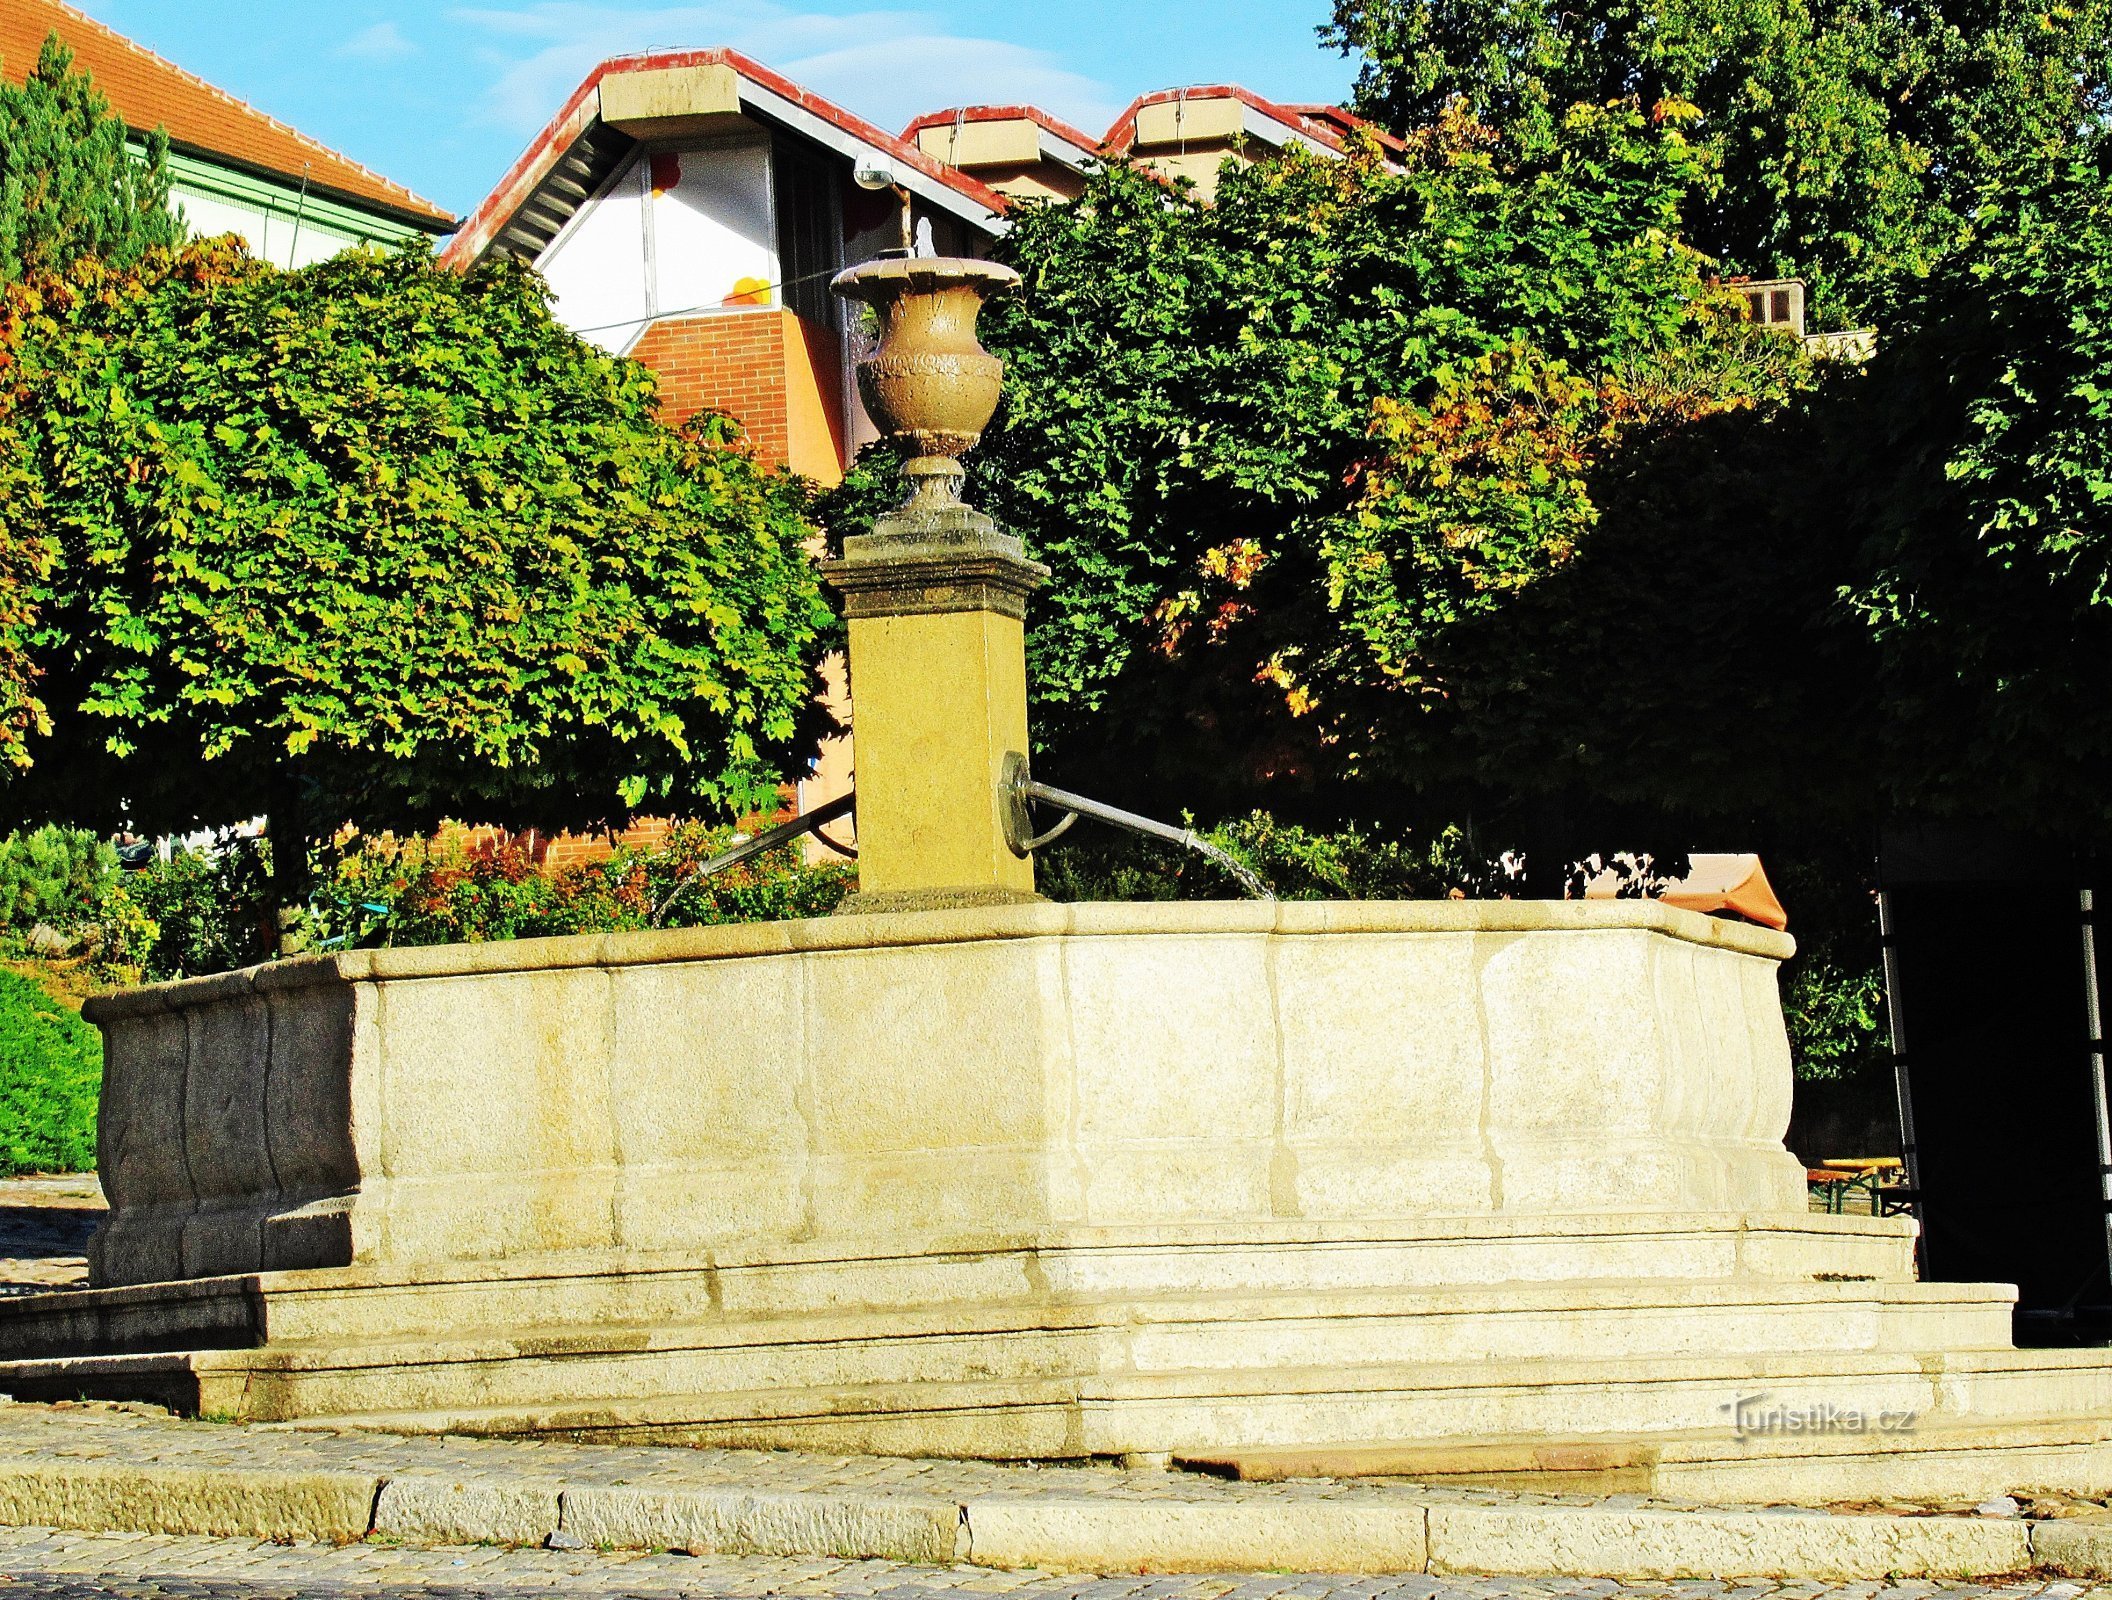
{"left": 537, "top": 143, "right": 782, "bottom": 355}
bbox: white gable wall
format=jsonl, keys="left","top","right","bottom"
{"left": 538, "top": 151, "right": 653, "bottom": 352}
{"left": 538, "top": 141, "right": 781, "bottom": 355}
{"left": 655, "top": 141, "right": 776, "bottom": 322}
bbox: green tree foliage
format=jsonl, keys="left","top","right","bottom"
{"left": 1321, "top": 0, "right": 2111, "bottom": 323}
{"left": 0, "top": 825, "right": 112, "bottom": 932}
{"left": 826, "top": 107, "right": 1779, "bottom": 818}
{"left": 0, "top": 966, "right": 99, "bottom": 1173}
{"left": 0, "top": 243, "right": 837, "bottom": 895}
{"left": 0, "top": 35, "right": 186, "bottom": 775}
{"left": 0, "top": 34, "right": 181, "bottom": 287}
{"left": 1842, "top": 142, "right": 2112, "bottom": 836}
{"left": 1416, "top": 139, "right": 2112, "bottom": 850}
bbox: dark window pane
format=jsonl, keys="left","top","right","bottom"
{"left": 773, "top": 141, "right": 843, "bottom": 326}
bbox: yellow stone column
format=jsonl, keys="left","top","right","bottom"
{"left": 822, "top": 257, "right": 1049, "bottom": 912}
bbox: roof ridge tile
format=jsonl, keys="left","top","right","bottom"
{"left": 5, "top": 0, "right": 452, "bottom": 226}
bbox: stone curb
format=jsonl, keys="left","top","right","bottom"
{"left": 0, "top": 1454, "right": 2099, "bottom": 1579}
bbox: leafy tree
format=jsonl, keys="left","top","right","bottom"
{"left": 1321, "top": 0, "right": 2112, "bottom": 324}
{"left": 826, "top": 106, "right": 1764, "bottom": 819}
{"left": 0, "top": 241, "right": 837, "bottom": 932}
{"left": 1378, "top": 137, "right": 2112, "bottom": 851}
{"left": 0, "top": 33, "right": 186, "bottom": 777}
{"left": 0, "top": 33, "right": 182, "bottom": 287}
{"left": 1841, "top": 139, "right": 2112, "bottom": 839}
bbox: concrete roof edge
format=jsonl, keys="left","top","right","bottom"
{"left": 442, "top": 47, "right": 1008, "bottom": 271}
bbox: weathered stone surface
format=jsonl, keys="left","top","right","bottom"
{"left": 1425, "top": 1502, "right": 2031, "bottom": 1580}
{"left": 372, "top": 1472, "right": 561, "bottom": 1546}
{"left": 73, "top": 903, "right": 1806, "bottom": 1291}
{"left": 558, "top": 1483, "right": 962, "bottom": 1562}
{"left": 0, "top": 1459, "right": 377, "bottom": 1542}
{"left": 2032, "top": 1515, "right": 2112, "bottom": 1575}
{"left": 42, "top": 899, "right": 2112, "bottom": 1491}
{"left": 0, "top": 1403, "right": 2095, "bottom": 1581}
{"left": 962, "top": 1496, "right": 1429, "bottom": 1574}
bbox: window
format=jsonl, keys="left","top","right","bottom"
{"left": 773, "top": 141, "right": 843, "bottom": 326}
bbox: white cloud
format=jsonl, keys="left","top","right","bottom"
{"left": 337, "top": 20, "right": 420, "bottom": 61}
{"left": 448, "top": 2, "right": 1122, "bottom": 141}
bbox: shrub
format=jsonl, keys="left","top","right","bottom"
{"left": 1036, "top": 812, "right": 1485, "bottom": 902}
{"left": 124, "top": 840, "right": 273, "bottom": 981}
{"left": 0, "top": 825, "right": 113, "bottom": 935}
{"left": 0, "top": 965, "right": 99, "bottom": 1173}
{"left": 309, "top": 823, "right": 855, "bottom": 951}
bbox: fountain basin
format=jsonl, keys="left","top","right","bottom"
{"left": 16, "top": 899, "right": 2111, "bottom": 1498}
{"left": 79, "top": 900, "right": 1803, "bottom": 1289}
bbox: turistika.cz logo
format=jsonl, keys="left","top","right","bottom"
{"left": 1721, "top": 1392, "right": 1920, "bottom": 1440}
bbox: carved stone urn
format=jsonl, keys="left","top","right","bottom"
{"left": 830, "top": 256, "right": 1020, "bottom": 533}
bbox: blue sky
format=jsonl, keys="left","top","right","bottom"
{"left": 69, "top": 1, "right": 1360, "bottom": 220}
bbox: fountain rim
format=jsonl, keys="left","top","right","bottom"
{"left": 83, "top": 897, "right": 1794, "bottom": 1019}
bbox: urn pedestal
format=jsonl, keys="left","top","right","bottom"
{"left": 821, "top": 257, "right": 1048, "bottom": 912}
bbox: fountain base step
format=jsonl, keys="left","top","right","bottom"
{"left": 6, "top": 1222, "right": 2112, "bottom": 1501}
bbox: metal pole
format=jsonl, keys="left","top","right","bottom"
{"left": 1004, "top": 761, "right": 1275, "bottom": 901}
{"left": 2079, "top": 887, "right": 2112, "bottom": 1277}
{"left": 652, "top": 792, "right": 856, "bottom": 924}
{"left": 1876, "top": 885, "right": 1924, "bottom": 1237}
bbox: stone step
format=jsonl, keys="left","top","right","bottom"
{"left": 0, "top": 1276, "right": 2017, "bottom": 1420}
{"left": 0, "top": 1215, "right": 1920, "bottom": 1358}
{"left": 1073, "top": 1347, "right": 2112, "bottom": 1459}
{"left": 235, "top": 1345, "right": 2112, "bottom": 1469}
{"left": 1177, "top": 1414, "right": 2112, "bottom": 1504}
{"left": 0, "top": 1284, "right": 2047, "bottom": 1445}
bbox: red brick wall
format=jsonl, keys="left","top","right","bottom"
{"left": 633, "top": 310, "right": 792, "bottom": 463}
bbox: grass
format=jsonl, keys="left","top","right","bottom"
{"left": 0, "top": 964, "right": 100, "bottom": 1174}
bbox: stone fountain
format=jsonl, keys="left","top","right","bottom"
{"left": 4, "top": 260, "right": 2112, "bottom": 1504}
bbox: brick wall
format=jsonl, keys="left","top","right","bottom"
{"left": 633, "top": 309, "right": 791, "bottom": 461}
{"left": 630, "top": 308, "right": 845, "bottom": 481}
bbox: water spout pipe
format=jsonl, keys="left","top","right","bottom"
{"left": 1001, "top": 754, "right": 1275, "bottom": 901}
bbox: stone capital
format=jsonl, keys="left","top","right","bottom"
{"left": 823, "top": 519, "right": 1050, "bottom": 621}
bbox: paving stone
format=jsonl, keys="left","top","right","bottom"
{"left": 0, "top": 1404, "right": 2098, "bottom": 1587}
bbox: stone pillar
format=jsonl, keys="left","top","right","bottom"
{"left": 823, "top": 258, "right": 1048, "bottom": 912}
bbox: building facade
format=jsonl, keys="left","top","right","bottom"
{"left": 3, "top": 0, "right": 454, "bottom": 264}
{"left": 448, "top": 58, "right": 1406, "bottom": 484}
{"left": 443, "top": 51, "right": 1014, "bottom": 487}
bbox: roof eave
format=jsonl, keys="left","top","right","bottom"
{"left": 158, "top": 135, "right": 456, "bottom": 232}
{"left": 444, "top": 48, "right": 1008, "bottom": 273}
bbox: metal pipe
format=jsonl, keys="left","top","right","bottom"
{"left": 1876, "top": 884, "right": 1924, "bottom": 1245}
{"left": 652, "top": 791, "right": 857, "bottom": 924}
{"left": 1001, "top": 756, "right": 1274, "bottom": 901}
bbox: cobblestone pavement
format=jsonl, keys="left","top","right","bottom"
{"left": 0, "top": 1176, "right": 101, "bottom": 1296}
{"left": 0, "top": 1529, "right": 2094, "bottom": 1600}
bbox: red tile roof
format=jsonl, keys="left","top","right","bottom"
{"left": 1104, "top": 86, "right": 1407, "bottom": 158}
{"left": 0, "top": 0, "right": 453, "bottom": 229}
{"left": 445, "top": 47, "right": 1008, "bottom": 269}
{"left": 900, "top": 103, "right": 1104, "bottom": 158}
